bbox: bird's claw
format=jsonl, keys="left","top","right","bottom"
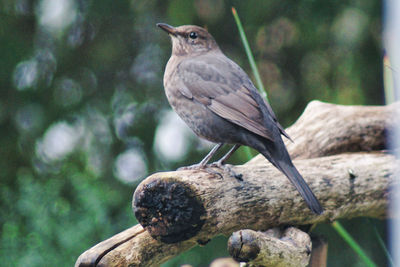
{"left": 208, "top": 162, "right": 243, "bottom": 181}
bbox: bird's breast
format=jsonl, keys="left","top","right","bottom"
{"left": 162, "top": 55, "right": 245, "bottom": 144}
{"left": 164, "top": 84, "right": 241, "bottom": 144}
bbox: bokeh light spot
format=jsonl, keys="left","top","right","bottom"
{"left": 36, "top": 121, "right": 82, "bottom": 162}
{"left": 332, "top": 8, "right": 368, "bottom": 47}
{"left": 13, "top": 60, "right": 38, "bottom": 90}
{"left": 37, "top": 0, "right": 77, "bottom": 34}
{"left": 114, "top": 148, "right": 147, "bottom": 183}
{"left": 153, "top": 111, "right": 193, "bottom": 162}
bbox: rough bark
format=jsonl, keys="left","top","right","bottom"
{"left": 75, "top": 101, "right": 399, "bottom": 267}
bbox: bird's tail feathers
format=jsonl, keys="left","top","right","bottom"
{"left": 264, "top": 155, "right": 324, "bottom": 214}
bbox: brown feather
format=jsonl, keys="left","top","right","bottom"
{"left": 176, "top": 55, "right": 278, "bottom": 141}
{"left": 209, "top": 99, "right": 274, "bottom": 141}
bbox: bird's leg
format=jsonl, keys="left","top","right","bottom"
{"left": 198, "top": 143, "right": 224, "bottom": 167}
{"left": 178, "top": 144, "right": 243, "bottom": 180}
{"left": 178, "top": 143, "right": 223, "bottom": 171}
{"left": 209, "top": 144, "right": 243, "bottom": 180}
{"left": 211, "top": 144, "right": 240, "bottom": 167}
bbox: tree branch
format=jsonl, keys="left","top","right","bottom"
{"left": 75, "top": 101, "right": 399, "bottom": 267}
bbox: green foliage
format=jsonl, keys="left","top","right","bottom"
{"left": 1, "top": 160, "right": 136, "bottom": 266}
{"left": 0, "top": 0, "right": 384, "bottom": 266}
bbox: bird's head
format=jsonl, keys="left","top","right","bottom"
{"left": 157, "top": 23, "right": 220, "bottom": 56}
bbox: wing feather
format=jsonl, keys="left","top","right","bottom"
{"left": 209, "top": 99, "right": 274, "bottom": 140}
{"left": 176, "top": 55, "right": 285, "bottom": 142}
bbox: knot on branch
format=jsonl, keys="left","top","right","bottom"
{"left": 228, "top": 230, "right": 260, "bottom": 262}
{"left": 228, "top": 227, "right": 312, "bottom": 267}
{"left": 133, "top": 177, "right": 206, "bottom": 243}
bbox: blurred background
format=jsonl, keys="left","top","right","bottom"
{"left": 0, "top": 0, "right": 386, "bottom": 266}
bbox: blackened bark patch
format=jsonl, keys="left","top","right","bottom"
{"left": 133, "top": 179, "right": 205, "bottom": 243}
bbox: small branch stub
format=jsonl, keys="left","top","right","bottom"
{"left": 228, "top": 227, "right": 312, "bottom": 267}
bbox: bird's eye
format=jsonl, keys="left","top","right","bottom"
{"left": 189, "top": 32, "right": 198, "bottom": 39}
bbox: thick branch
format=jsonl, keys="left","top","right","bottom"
{"left": 75, "top": 102, "right": 399, "bottom": 267}
{"left": 76, "top": 152, "right": 397, "bottom": 267}
{"left": 133, "top": 152, "right": 394, "bottom": 237}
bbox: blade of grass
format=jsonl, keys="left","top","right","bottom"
{"left": 366, "top": 219, "right": 393, "bottom": 265}
{"left": 231, "top": 7, "right": 268, "bottom": 101}
{"left": 332, "top": 221, "right": 377, "bottom": 267}
{"left": 384, "top": 53, "right": 395, "bottom": 104}
{"left": 231, "top": 7, "right": 265, "bottom": 160}
{"left": 241, "top": 146, "right": 253, "bottom": 160}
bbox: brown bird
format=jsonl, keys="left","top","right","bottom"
{"left": 157, "top": 23, "right": 323, "bottom": 214}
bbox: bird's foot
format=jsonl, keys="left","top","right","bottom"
{"left": 208, "top": 161, "right": 243, "bottom": 181}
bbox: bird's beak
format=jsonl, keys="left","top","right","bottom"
{"left": 157, "top": 23, "right": 177, "bottom": 36}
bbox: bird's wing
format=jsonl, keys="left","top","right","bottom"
{"left": 176, "top": 54, "right": 284, "bottom": 141}
{"left": 262, "top": 98, "right": 292, "bottom": 141}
